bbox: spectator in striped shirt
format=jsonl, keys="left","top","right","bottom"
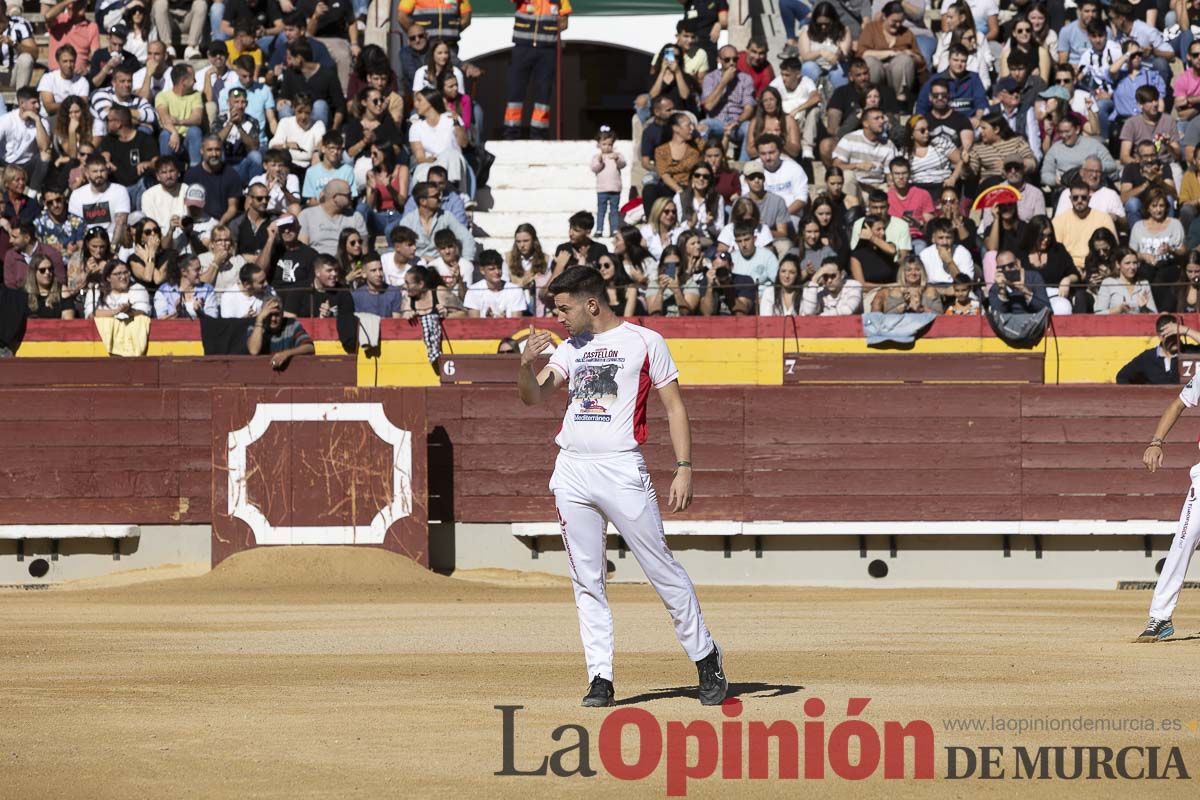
{"left": 0, "top": 3, "right": 37, "bottom": 90}
{"left": 831, "top": 108, "right": 897, "bottom": 200}
{"left": 89, "top": 63, "right": 157, "bottom": 142}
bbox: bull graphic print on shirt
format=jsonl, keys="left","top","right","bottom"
{"left": 570, "top": 362, "right": 619, "bottom": 421}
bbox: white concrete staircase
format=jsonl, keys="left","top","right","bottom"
{"left": 473, "top": 139, "right": 635, "bottom": 256}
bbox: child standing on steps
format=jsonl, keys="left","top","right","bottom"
{"left": 591, "top": 126, "right": 626, "bottom": 238}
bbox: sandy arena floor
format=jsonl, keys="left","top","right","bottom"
{"left": 2, "top": 547, "right": 1200, "bottom": 799}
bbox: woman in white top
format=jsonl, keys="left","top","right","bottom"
{"left": 673, "top": 163, "right": 727, "bottom": 243}
{"left": 612, "top": 225, "right": 659, "bottom": 311}
{"left": 409, "top": 88, "right": 468, "bottom": 186}
{"left": 758, "top": 254, "right": 805, "bottom": 316}
{"left": 84, "top": 260, "right": 152, "bottom": 319}
{"left": 797, "top": 3, "right": 852, "bottom": 87}
{"left": 269, "top": 92, "right": 326, "bottom": 167}
{"left": 1095, "top": 247, "right": 1157, "bottom": 315}
{"left": 121, "top": 1, "right": 157, "bottom": 63}
{"left": 411, "top": 38, "right": 466, "bottom": 93}
{"left": 639, "top": 197, "right": 687, "bottom": 260}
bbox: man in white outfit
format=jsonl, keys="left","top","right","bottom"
{"left": 517, "top": 265, "right": 728, "bottom": 707}
{"left": 1137, "top": 376, "right": 1200, "bottom": 641}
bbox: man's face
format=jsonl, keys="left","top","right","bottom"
{"left": 868, "top": 199, "right": 888, "bottom": 219}
{"left": 890, "top": 165, "right": 910, "bottom": 190}
{"left": 367, "top": 72, "right": 388, "bottom": 92}
{"left": 552, "top": 292, "right": 595, "bottom": 337}
{"left": 279, "top": 222, "right": 298, "bottom": 241}
{"left": 1140, "top": 95, "right": 1159, "bottom": 117}
{"left": 328, "top": 184, "right": 352, "bottom": 211}
{"left": 1088, "top": 32, "right": 1107, "bottom": 50}
{"left": 568, "top": 224, "right": 589, "bottom": 246}
{"left": 86, "top": 162, "right": 108, "bottom": 188}
{"left": 1139, "top": 145, "right": 1159, "bottom": 168}
{"left": 1079, "top": 162, "right": 1101, "bottom": 189}
{"left": 156, "top": 161, "right": 179, "bottom": 188}
{"left": 236, "top": 32, "right": 256, "bottom": 51}
{"left": 178, "top": 67, "right": 195, "bottom": 93}
{"left": 43, "top": 192, "right": 65, "bottom": 217}
{"left": 60, "top": 54, "right": 75, "bottom": 78}
{"left": 437, "top": 243, "right": 459, "bottom": 264}
{"left": 850, "top": 65, "right": 869, "bottom": 90}
{"left": 315, "top": 263, "right": 338, "bottom": 288}
{"left": 677, "top": 29, "right": 695, "bottom": 50}
{"left": 482, "top": 263, "right": 503, "bottom": 287}
{"left": 933, "top": 230, "right": 953, "bottom": 248}
{"left": 1070, "top": 187, "right": 1091, "bottom": 213}
{"left": 148, "top": 42, "right": 165, "bottom": 63}
{"left": 745, "top": 172, "right": 765, "bottom": 193}
{"left": 428, "top": 175, "right": 446, "bottom": 195}
{"left": 654, "top": 98, "right": 675, "bottom": 122}
{"left": 235, "top": 67, "right": 253, "bottom": 87}
{"left": 780, "top": 66, "right": 801, "bottom": 92}
{"left": 718, "top": 47, "right": 737, "bottom": 69}
{"left": 949, "top": 52, "right": 968, "bottom": 75}
{"left": 929, "top": 86, "right": 949, "bottom": 110}
{"left": 286, "top": 51, "right": 303, "bottom": 70}
{"left": 243, "top": 270, "right": 267, "bottom": 295}
{"left": 396, "top": 239, "right": 416, "bottom": 260}
{"left": 203, "top": 140, "right": 223, "bottom": 169}
{"left": 1058, "top": 122, "right": 1079, "bottom": 146}
{"left": 1009, "top": 64, "right": 1028, "bottom": 85}
{"left": 322, "top": 142, "right": 342, "bottom": 163}
{"left": 209, "top": 51, "right": 228, "bottom": 71}
{"left": 284, "top": 22, "right": 302, "bottom": 43}
{"left": 1079, "top": 2, "right": 1097, "bottom": 24}
{"left": 231, "top": 94, "right": 248, "bottom": 116}
{"left": 999, "top": 88, "right": 1019, "bottom": 110}
{"left": 418, "top": 187, "right": 440, "bottom": 213}
{"left": 758, "top": 142, "right": 780, "bottom": 170}
{"left": 863, "top": 111, "right": 885, "bottom": 136}
{"left": 407, "top": 25, "right": 427, "bottom": 51}
{"left": 953, "top": 283, "right": 971, "bottom": 303}
{"left": 734, "top": 233, "right": 755, "bottom": 258}
{"left": 112, "top": 72, "right": 131, "bottom": 97}
{"left": 10, "top": 227, "right": 29, "bottom": 250}
{"left": 365, "top": 261, "right": 385, "bottom": 289}
{"left": 746, "top": 43, "right": 766, "bottom": 68}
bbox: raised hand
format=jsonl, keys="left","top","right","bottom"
{"left": 521, "top": 325, "right": 553, "bottom": 366}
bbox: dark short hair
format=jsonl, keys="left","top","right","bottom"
{"left": 1135, "top": 84, "right": 1160, "bottom": 104}
{"left": 390, "top": 225, "right": 418, "bottom": 246}
{"left": 263, "top": 147, "right": 291, "bottom": 165}
{"left": 15, "top": 87, "right": 37, "bottom": 103}
{"left": 547, "top": 264, "right": 606, "bottom": 300}
{"left": 156, "top": 154, "right": 179, "bottom": 171}
{"left": 733, "top": 221, "right": 756, "bottom": 239}
{"left": 433, "top": 228, "right": 460, "bottom": 249}
{"left": 888, "top": 156, "right": 911, "bottom": 171}
{"left": 207, "top": 41, "right": 227, "bottom": 58}
{"left": 239, "top": 263, "right": 264, "bottom": 284}
{"left": 85, "top": 153, "right": 108, "bottom": 169}
{"left": 170, "top": 63, "right": 192, "bottom": 83}
{"left": 288, "top": 39, "right": 314, "bottom": 62}
{"left": 756, "top": 133, "right": 784, "bottom": 151}
{"left": 866, "top": 188, "right": 888, "bottom": 205}
{"left": 568, "top": 211, "right": 595, "bottom": 232}
{"left": 363, "top": 249, "right": 382, "bottom": 265}
{"left": 479, "top": 249, "right": 503, "bottom": 268}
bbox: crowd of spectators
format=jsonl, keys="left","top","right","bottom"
{"left": 529, "top": 0, "right": 1200, "bottom": 319}
{"left": 8, "top": 0, "right": 1200, "bottom": 349}
{"left": 0, "top": 0, "right": 506, "bottom": 355}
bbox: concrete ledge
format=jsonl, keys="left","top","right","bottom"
{"left": 512, "top": 520, "right": 1179, "bottom": 538}
{"left": 0, "top": 525, "right": 139, "bottom": 539}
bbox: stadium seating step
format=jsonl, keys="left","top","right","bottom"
{"left": 474, "top": 139, "right": 634, "bottom": 256}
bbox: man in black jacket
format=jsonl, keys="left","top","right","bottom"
{"left": 1117, "top": 315, "right": 1200, "bottom": 384}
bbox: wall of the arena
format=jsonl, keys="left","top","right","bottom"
{"left": 0, "top": 357, "right": 427, "bottom": 585}
{"left": 11, "top": 316, "right": 1186, "bottom": 385}
{"left": 0, "top": 328, "right": 1194, "bottom": 587}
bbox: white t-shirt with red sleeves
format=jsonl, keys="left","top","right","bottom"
{"left": 1181, "top": 377, "right": 1200, "bottom": 410}
{"left": 547, "top": 322, "right": 680, "bottom": 455}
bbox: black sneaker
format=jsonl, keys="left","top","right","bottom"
{"left": 1135, "top": 617, "right": 1174, "bottom": 643}
{"left": 696, "top": 643, "right": 728, "bottom": 706}
{"left": 582, "top": 675, "right": 614, "bottom": 707}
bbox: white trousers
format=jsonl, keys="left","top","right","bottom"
{"left": 550, "top": 449, "right": 713, "bottom": 682}
{"left": 1151, "top": 463, "right": 1200, "bottom": 620}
